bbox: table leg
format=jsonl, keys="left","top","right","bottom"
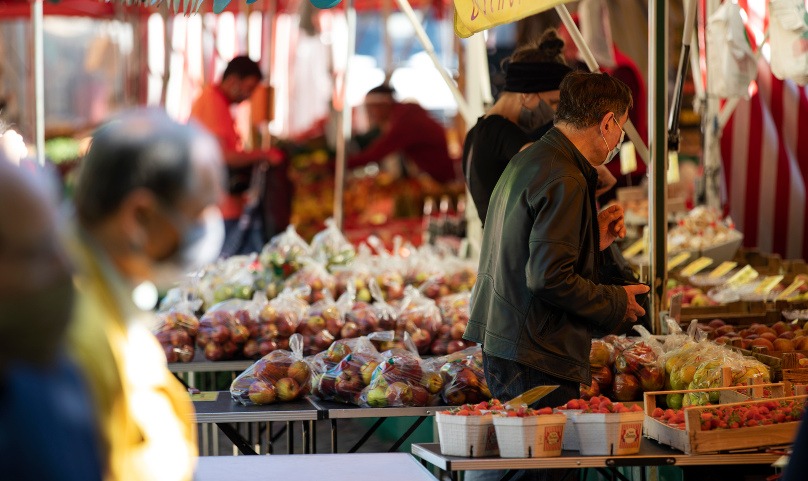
{"left": 348, "top": 417, "right": 387, "bottom": 453}
{"left": 216, "top": 423, "right": 258, "bottom": 455}
{"left": 302, "top": 420, "right": 310, "bottom": 453}
{"left": 267, "top": 422, "right": 273, "bottom": 454}
{"left": 331, "top": 419, "right": 338, "bottom": 453}
{"left": 287, "top": 421, "right": 295, "bottom": 454}
{"left": 388, "top": 416, "right": 427, "bottom": 452}
{"left": 498, "top": 470, "right": 517, "bottom": 481}
{"left": 310, "top": 420, "right": 317, "bottom": 454}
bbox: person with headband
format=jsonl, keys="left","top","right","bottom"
{"left": 463, "top": 29, "right": 616, "bottom": 227}
{"left": 348, "top": 84, "right": 458, "bottom": 183}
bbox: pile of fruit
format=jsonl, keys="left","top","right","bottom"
{"left": 562, "top": 397, "right": 643, "bottom": 414}
{"left": 690, "top": 319, "right": 808, "bottom": 355}
{"left": 438, "top": 399, "right": 505, "bottom": 416}
{"left": 159, "top": 222, "right": 477, "bottom": 362}
{"left": 649, "top": 399, "right": 805, "bottom": 431}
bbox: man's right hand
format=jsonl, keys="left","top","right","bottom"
{"left": 623, "top": 284, "right": 650, "bottom": 322}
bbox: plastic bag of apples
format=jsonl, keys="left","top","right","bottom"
{"left": 196, "top": 297, "right": 258, "bottom": 361}
{"left": 359, "top": 348, "right": 442, "bottom": 408}
{"left": 432, "top": 292, "right": 471, "bottom": 356}
{"left": 154, "top": 293, "right": 202, "bottom": 363}
{"left": 284, "top": 257, "right": 337, "bottom": 304}
{"left": 310, "top": 217, "right": 356, "bottom": 270}
{"left": 309, "top": 336, "right": 383, "bottom": 405}
{"left": 248, "top": 288, "right": 311, "bottom": 359}
{"left": 439, "top": 346, "right": 492, "bottom": 406}
{"left": 259, "top": 224, "right": 311, "bottom": 279}
{"left": 230, "top": 333, "right": 312, "bottom": 405}
{"left": 298, "top": 288, "right": 355, "bottom": 356}
{"left": 396, "top": 286, "right": 443, "bottom": 355}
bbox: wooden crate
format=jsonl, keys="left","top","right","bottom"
{"left": 643, "top": 384, "right": 805, "bottom": 454}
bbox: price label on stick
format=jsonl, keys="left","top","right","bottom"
{"left": 754, "top": 276, "right": 784, "bottom": 296}
{"left": 708, "top": 261, "right": 738, "bottom": 279}
{"left": 620, "top": 142, "right": 637, "bottom": 175}
{"left": 667, "top": 252, "right": 691, "bottom": 271}
{"left": 680, "top": 257, "right": 714, "bottom": 277}
{"left": 725, "top": 265, "right": 759, "bottom": 287}
{"left": 778, "top": 279, "right": 806, "bottom": 300}
{"left": 623, "top": 238, "right": 646, "bottom": 258}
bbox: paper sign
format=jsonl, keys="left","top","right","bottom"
{"left": 725, "top": 265, "right": 759, "bottom": 287}
{"left": 754, "top": 276, "right": 784, "bottom": 296}
{"left": 708, "top": 261, "right": 738, "bottom": 279}
{"left": 623, "top": 238, "right": 647, "bottom": 258}
{"left": 667, "top": 252, "right": 692, "bottom": 271}
{"left": 680, "top": 257, "right": 714, "bottom": 277}
{"left": 778, "top": 279, "right": 806, "bottom": 300}
{"left": 453, "top": 0, "right": 575, "bottom": 38}
{"left": 667, "top": 151, "right": 680, "bottom": 184}
{"left": 190, "top": 392, "right": 219, "bottom": 402}
{"left": 620, "top": 141, "right": 638, "bottom": 175}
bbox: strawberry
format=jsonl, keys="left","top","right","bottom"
{"left": 652, "top": 407, "right": 664, "bottom": 418}
{"left": 536, "top": 407, "right": 553, "bottom": 415}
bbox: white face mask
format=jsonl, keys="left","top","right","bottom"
{"left": 601, "top": 114, "right": 625, "bottom": 164}
{"left": 151, "top": 206, "right": 225, "bottom": 292}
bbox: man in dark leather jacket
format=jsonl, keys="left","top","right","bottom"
{"left": 464, "top": 72, "right": 650, "bottom": 415}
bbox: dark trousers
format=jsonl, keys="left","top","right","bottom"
{"left": 477, "top": 353, "right": 579, "bottom": 481}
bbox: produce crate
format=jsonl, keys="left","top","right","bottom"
{"left": 643, "top": 385, "right": 806, "bottom": 454}
{"left": 574, "top": 411, "right": 644, "bottom": 456}
{"left": 678, "top": 301, "right": 768, "bottom": 322}
{"left": 492, "top": 413, "right": 566, "bottom": 458}
{"left": 435, "top": 412, "right": 499, "bottom": 457}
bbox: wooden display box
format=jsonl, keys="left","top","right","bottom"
{"left": 643, "top": 384, "right": 805, "bottom": 454}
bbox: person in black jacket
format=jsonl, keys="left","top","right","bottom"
{"left": 464, "top": 71, "right": 649, "bottom": 453}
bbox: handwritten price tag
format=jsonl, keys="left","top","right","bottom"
{"left": 681, "top": 257, "right": 714, "bottom": 277}
{"left": 726, "top": 265, "right": 759, "bottom": 287}
{"left": 708, "top": 261, "right": 738, "bottom": 279}
{"left": 777, "top": 279, "right": 806, "bottom": 301}
{"left": 754, "top": 276, "right": 784, "bottom": 296}
{"left": 623, "top": 238, "right": 647, "bottom": 258}
{"left": 667, "top": 252, "right": 692, "bottom": 271}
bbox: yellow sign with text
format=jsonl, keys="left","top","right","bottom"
{"left": 453, "top": 0, "right": 575, "bottom": 38}
{"left": 680, "top": 257, "right": 714, "bottom": 277}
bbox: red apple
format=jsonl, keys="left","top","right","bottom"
{"left": 340, "top": 321, "right": 361, "bottom": 339}
{"left": 248, "top": 380, "right": 277, "bottom": 404}
{"left": 446, "top": 340, "right": 466, "bottom": 354}
{"left": 275, "top": 377, "right": 301, "bottom": 402}
{"left": 386, "top": 381, "right": 413, "bottom": 405}
{"left": 288, "top": 360, "right": 311, "bottom": 387}
{"left": 410, "top": 385, "right": 429, "bottom": 407}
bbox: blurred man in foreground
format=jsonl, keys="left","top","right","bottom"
{"left": 69, "top": 109, "right": 225, "bottom": 481}
{"left": 0, "top": 158, "right": 102, "bottom": 481}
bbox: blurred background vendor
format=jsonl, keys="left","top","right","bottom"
{"left": 190, "top": 55, "right": 288, "bottom": 254}
{"left": 348, "top": 84, "right": 459, "bottom": 184}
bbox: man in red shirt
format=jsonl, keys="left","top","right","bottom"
{"left": 190, "top": 56, "right": 284, "bottom": 254}
{"left": 349, "top": 85, "right": 458, "bottom": 183}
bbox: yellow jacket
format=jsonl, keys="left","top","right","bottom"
{"left": 67, "top": 233, "right": 197, "bottom": 481}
